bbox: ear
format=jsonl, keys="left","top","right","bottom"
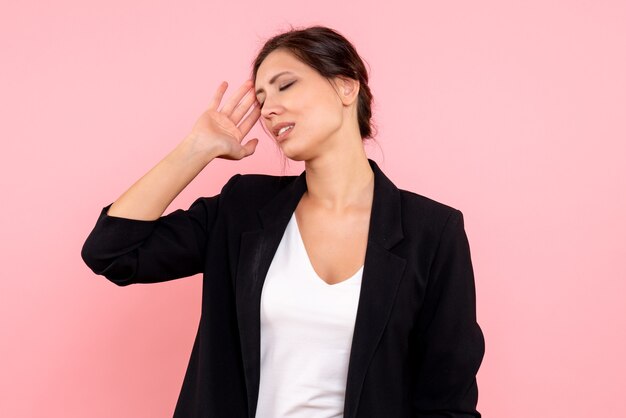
{"left": 332, "top": 76, "right": 360, "bottom": 106}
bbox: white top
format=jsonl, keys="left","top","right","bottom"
{"left": 255, "top": 212, "right": 364, "bottom": 418}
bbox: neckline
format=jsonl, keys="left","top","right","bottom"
{"left": 291, "top": 212, "right": 364, "bottom": 287}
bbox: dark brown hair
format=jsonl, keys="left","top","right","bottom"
{"left": 250, "top": 25, "right": 378, "bottom": 143}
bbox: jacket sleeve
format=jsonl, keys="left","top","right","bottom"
{"left": 411, "top": 209, "right": 485, "bottom": 417}
{"left": 80, "top": 173, "right": 242, "bottom": 286}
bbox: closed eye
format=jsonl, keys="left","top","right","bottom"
{"left": 280, "top": 81, "right": 295, "bottom": 91}
{"left": 259, "top": 81, "right": 295, "bottom": 108}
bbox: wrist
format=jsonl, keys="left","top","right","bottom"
{"left": 180, "top": 135, "right": 223, "bottom": 165}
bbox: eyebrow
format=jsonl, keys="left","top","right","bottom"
{"left": 255, "top": 71, "right": 294, "bottom": 96}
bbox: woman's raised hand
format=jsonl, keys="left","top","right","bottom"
{"left": 188, "top": 80, "right": 262, "bottom": 161}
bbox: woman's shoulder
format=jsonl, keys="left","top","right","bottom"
{"left": 216, "top": 172, "right": 299, "bottom": 207}
{"left": 397, "top": 188, "right": 463, "bottom": 230}
{"left": 226, "top": 172, "right": 298, "bottom": 192}
{"left": 399, "top": 188, "right": 460, "bottom": 213}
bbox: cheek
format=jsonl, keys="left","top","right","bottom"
{"left": 304, "top": 93, "right": 343, "bottom": 129}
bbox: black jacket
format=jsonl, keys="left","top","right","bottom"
{"left": 81, "top": 158, "right": 485, "bottom": 418}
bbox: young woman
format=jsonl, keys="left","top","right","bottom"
{"left": 82, "top": 25, "right": 485, "bottom": 418}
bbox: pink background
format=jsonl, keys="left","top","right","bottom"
{"left": 2, "top": 1, "right": 625, "bottom": 417}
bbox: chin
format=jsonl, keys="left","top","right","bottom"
{"left": 280, "top": 141, "right": 316, "bottom": 162}
{"left": 278, "top": 132, "right": 326, "bottom": 161}
{"left": 276, "top": 138, "right": 306, "bottom": 161}
{"left": 280, "top": 145, "right": 307, "bottom": 162}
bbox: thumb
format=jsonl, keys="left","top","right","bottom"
{"left": 242, "top": 138, "right": 258, "bottom": 156}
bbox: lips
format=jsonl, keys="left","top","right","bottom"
{"left": 276, "top": 124, "right": 295, "bottom": 141}
{"left": 272, "top": 122, "right": 296, "bottom": 137}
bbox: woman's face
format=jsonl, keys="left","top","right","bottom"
{"left": 254, "top": 49, "right": 348, "bottom": 161}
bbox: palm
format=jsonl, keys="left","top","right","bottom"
{"left": 198, "top": 109, "right": 244, "bottom": 142}
{"left": 190, "top": 80, "right": 262, "bottom": 160}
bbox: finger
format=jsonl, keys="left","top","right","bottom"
{"left": 230, "top": 87, "right": 259, "bottom": 125}
{"left": 236, "top": 101, "right": 262, "bottom": 136}
{"left": 208, "top": 81, "right": 228, "bottom": 111}
{"left": 241, "top": 138, "right": 258, "bottom": 157}
{"left": 220, "top": 80, "right": 254, "bottom": 116}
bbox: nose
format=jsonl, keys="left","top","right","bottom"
{"left": 260, "top": 95, "right": 284, "bottom": 120}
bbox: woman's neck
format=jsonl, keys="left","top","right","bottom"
{"left": 303, "top": 150, "right": 374, "bottom": 212}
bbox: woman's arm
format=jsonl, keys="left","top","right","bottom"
{"left": 410, "top": 210, "right": 486, "bottom": 417}
{"left": 80, "top": 172, "right": 242, "bottom": 286}
{"left": 107, "top": 78, "right": 260, "bottom": 221}
{"left": 80, "top": 79, "right": 260, "bottom": 285}
{"left": 105, "top": 136, "right": 221, "bottom": 221}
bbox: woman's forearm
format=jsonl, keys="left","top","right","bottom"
{"left": 106, "top": 135, "right": 222, "bottom": 221}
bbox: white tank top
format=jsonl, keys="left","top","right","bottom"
{"left": 255, "top": 212, "right": 364, "bottom": 418}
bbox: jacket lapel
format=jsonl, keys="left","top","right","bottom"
{"left": 234, "top": 158, "right": 407, "bottom": 418}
